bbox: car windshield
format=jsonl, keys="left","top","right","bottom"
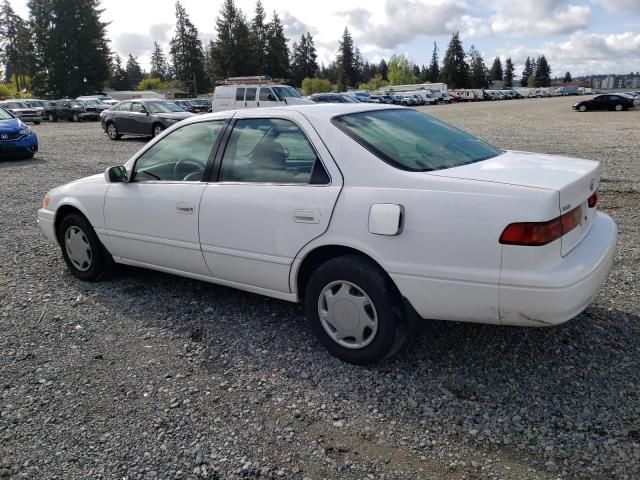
{"left": 28, "top": 100, "right": 46, "bottom": 107}
{"left": 98, "top": 97, "right": 112, "bottom": 102}
{"left": 0, "top": 108, "right": 13, "bottom": 120}
{"left": 272, "top": 86, "right": 302, "bottom": 100}
{"left": 6, "top": 102, "right": 28, "bottom": 109}
{"left": 145, "top": 101, "right": 184, "bottom": 113}
{"left": 85, "top": 99, "right": 101, "bottom": 105}
{"left": 333, "top": 109, "right": 503, "bottom": 172}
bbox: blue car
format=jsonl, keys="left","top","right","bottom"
{"left": 0, "top": 107, "right": 38, "bottom": 159}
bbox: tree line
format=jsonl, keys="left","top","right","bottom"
{"left": 0, "top": 0, "right": 554, "bottom": 98}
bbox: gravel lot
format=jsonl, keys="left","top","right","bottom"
{"left": 1, "top": 97, "right": 639, "bottom": 479}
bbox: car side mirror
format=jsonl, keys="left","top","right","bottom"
{"left": 105, "top": 165, "right": 128, "bottom": 183}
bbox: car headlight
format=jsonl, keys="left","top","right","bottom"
{"left": 42, "top": 195, "right": 50, "bottom": 209}
{"left": 19, "top": 126, "right": 33, "bottom": 136}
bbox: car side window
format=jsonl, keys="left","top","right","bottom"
{"left": 245, "top": 88, "right": 257, "bottom": 101}
{"left": 132, "top": 102, "right": 146, "bottom": 113}
{"left": 132, "top": 121, "right": 226, "bottom": 183}
{"left": 118, "top": 101, "right": 132, "bottom": 111}
{"left": 235, "top": 88, "right": 245, "bottom": 101}
{"left": 219, "top": 118, "right": 328, "bottom": 184}
{"left": 259, "top": 88, "right": 274, "bottom": 101}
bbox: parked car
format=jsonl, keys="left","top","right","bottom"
{"left": 0, "top": 101, "right": 41, "bottom": 124}
{"left": 100, "top": 99, "right": 194, "bottom": 140}
{"left": 37, "top": 104, "right": 617, "bottom": 364}
{"left": 370, "top": 95, "right": 394, "bottom": 104}
{"left": 391, "top": 95, "right": 416, "bottom": 106}
{"left": 191, "top": 98, "right": 213, "bottom": 112}
{"left": 309, "top": 93, "right": 359, "bottom": 103}
{"left": 573, "top": 94, "right": 635, "bottom": 112}
{"left": 21, "top": 99, "right": 49, "bottom": 119}
{"left": 620, "top": 93, "right": 640, "bottom": 107}
{"left": 174, "top": 99, "right": 209, "bottom": 114}
{"left": 77, "top": 95, "right": 118, "bottom": 106}
{"left": 350, "top": 91, "right": 372, "bottom": 102}
{"left": 47, "top": 99, "right": 100, "bottom": 122}
{"left": 0, "top": 106, "right": 38, "bottom": 159}
{"left": 83, "top": 99, "right": 111, "bottom": 113}
{"left": 213, "top": 84, "right": 313, "bottom": 112}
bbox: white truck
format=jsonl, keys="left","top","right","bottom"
{"left": 213, "top": 84, "right": 313, "bottom": 112}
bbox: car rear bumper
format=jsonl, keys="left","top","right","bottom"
{"left": 499, "top": 212, "right": 617, "bottom": 326}
{"left": 37, "top": 208, "right": 58, "bottom": 244}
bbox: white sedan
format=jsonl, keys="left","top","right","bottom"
{"left": 38, "top": 104, "right": 617, "bottom": 364}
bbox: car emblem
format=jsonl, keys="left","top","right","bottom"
{"left": 0, "top": 133, "right": 7, "bottom": 140}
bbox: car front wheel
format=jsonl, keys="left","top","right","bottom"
{"left": 106, "top": 122, "right": 121, "bottom": 140}
{"left": 152, "top": 123, "right": 164, "bottom": 137}
{"left": 614, "top": 104, "right": 623, "bottom": 111}
{"left": 304, "top": 255, "right": 406, "bottom": 365}
{"left": 579, "top": 105, "right": 587, "bottom": 112}
{"left": 58, "top": 213, "right": 110, "bottom": 281}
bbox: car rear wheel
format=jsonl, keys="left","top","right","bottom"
{"left": 615, "top": 104, "right": 623, "bottom": 111}
{"left": 579, "top": 105, "right": 587, "bottom": 112}
{"left": 106, "top": 122, "right": 121, "bottom": 140}
{"left": 58, "top": 213, "right": 111, "bottom": 281}
{"left": 72, "top": 113, "right": 79, "bottom": 122}
{"left": 152, "top": 123, "right": 164, "bottom": 137}
{"left": 304, "top": 255, "right": 406, "bottom": 365}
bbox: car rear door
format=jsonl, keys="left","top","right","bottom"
{"left": 197, "top": 110, "right": 343, "bottom": 294}
{"left": 114, "top": 101, "right": 132, "bottom": 132}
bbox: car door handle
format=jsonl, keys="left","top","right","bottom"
{"left": 293, "top": 209, "right": 320, "bottom": 224}
{"left": 176, "top": 202, "right": 194, "bottom": 214}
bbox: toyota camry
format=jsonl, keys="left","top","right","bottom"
{"left": 38, "top": 104, "right": 617, "bottom": 364}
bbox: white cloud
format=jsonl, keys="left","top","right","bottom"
{"left": 488, "top": 1, "right": 590, "bottom": 36}
{"left": 596, "top": 0, "right": 640, "bottom": 13}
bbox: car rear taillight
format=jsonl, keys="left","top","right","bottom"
{"left": 499, "top": 206, "right": 582, "bottom": 246}
{"left": 588, "top": 191, "right": 598, "bottom": 208}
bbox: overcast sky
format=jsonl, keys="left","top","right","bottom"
{"left": 10, "top": 0, "right": 640, "bottom": 78}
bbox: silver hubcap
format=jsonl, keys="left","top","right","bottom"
{"left": 64, "top": 226, "right": 92, "bottom": 272}
{"left": 154, "top": 126, "right": 163, "bottom": 136}
{"left": 317, "top": 281, "right": 378, "bottom": 349}
{"left": 615, "top": 105, "right": 622, "bottom": 111}
{"left": 108, "top": 124, "right": 116, "bottom": 137}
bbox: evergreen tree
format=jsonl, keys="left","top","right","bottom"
{"left": 0, "top": 0, "right": 34, "bottom": 90}
{"left": 336, "top": 27, "right": 355, "bottom": 90}
{"left": 290, "top": 33, "right": 318, "bottom": 87}
{"left": 534, "top": 55, "right": 551, "bottom": 87}
{"left": 520, "top": 56, "right": 532, "bottom": 87}
{"left": 441, "top": 31, "right": 468, "bottom": 89}
{"left": 489, "top": 57, "right": 503, "bottom": 82}
{"left": 169, "top": 1, "right": 208, "bottom": 93}
{"left": 378, "top": 59, "right": 388, "bottom": 81}
{"left": 250, "top": 0, "right": 268, "bottom": 75}
{"left": 428, "top": 41, "right": 440, "bottom": 83}
{"left": 264, "top": 12, "right": 289, "bottom": 79}
{"left": 504, "top": 57, "right": 514, "bottom": 87}
{"left": 468, "top": 45, "right": 488, "bottom": 89}
{"left": 125, "top": 54, "right": 143, "bottom": 89}
{"left": 150, "top": 42, "right": 168, "bottom": 81}
{"left": 28, "top": 0, "right": 111, "bottom": 97}
{"left": 109, "top": 54, "right": 129, "bottom": 90}
{"left": 563, "top": 71, "right": 572, "bottom": 83}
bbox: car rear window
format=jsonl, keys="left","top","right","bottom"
{"left": 332, "top": 109, "right": 503, "bottom": 172}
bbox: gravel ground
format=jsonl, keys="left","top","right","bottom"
{"left": 1, "top": 97, "right": 639, "bottom": 479}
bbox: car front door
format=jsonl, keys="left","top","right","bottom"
{"left": 113, "top": 101, "right": 132, "bottom": 132}
{"left": 103, "top": 119, "right": 229, "bottom": 275}
{"left": 129, "top": 102, "right": 151, "bottom": 135}
{"left": 198, "top": 111, "right": 342, "bottom": 294}
{"left": 257, "top": 87, "right": 279, "bottom": 108}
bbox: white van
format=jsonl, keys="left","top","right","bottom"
{"left": 213, "top": 84, "right": 313, "bottom": 112}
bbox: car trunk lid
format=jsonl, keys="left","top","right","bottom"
{"left": 429, "top": 150, "right": 601, "bottom": 255}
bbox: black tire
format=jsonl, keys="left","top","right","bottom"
{"left": 34, "top": 121, "right": 41, "bottom": 125}
{"left": 304, "top": 255, "right": 406, "bottom": 365}
{"left": 57, "top": 212, "right": 110, "bottom": 281}
{"left": 152, "top": 123, "right": 164, "bottom": 137}
{"left": 106, "top": 122, "right": 121, "bottom": 140}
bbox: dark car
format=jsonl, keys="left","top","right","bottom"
{"left": 573, "top": 94, "right": 635, "bottom": 112}
{"left": 0, "top": 101, "right": 41, "bottom": 124}
{"left": 0, "top": 107, "right": 38, "bottom": 159}
{"left": 101, "top": 99, "right": 194, "bottom": 140}
{"left": 190, "top": 98, "right": 213, "bottom": 112}
{"left": 369, "top": 95, "right": 394, "bottom": 104}
{"left": 174, "top": 99, "right": 209, "bottom": 114}
{"left": 308, "top": 93, "right": 359, "bottom": 103}
{"left": 48, "top": 99, "right": 100, "bottom": 122}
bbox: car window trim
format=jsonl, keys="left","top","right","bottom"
{"left": 130, "top": 118, "right": 232, "bottom": 184}
{"left": 208, "top": 116, "right": 331, "bottom": 187}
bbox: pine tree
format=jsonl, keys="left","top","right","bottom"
{"left": 109, "top": 54, "right": 129, "bottom": 90}
{"left": 534, "top": 55, "right": 551, "bottom": 87}
{"left": 150, "top": 42, "right": 168, "bottom": 81}
{"left": 504, "top": 58, "right": 514, "bottom": 87}
{"left": 336, "top": 27, "right": 355, "bottom": 90}
{"left": 0, "top": 0, "right": 34, "bottom": 90}
{"left": 468, "top": 45, "right": 488, "bottom": 89}
{"left": 125, "top": 54, "right": 143, "bottom": 89}
{"left": 563, "top": 71, "right": 572, "bottom": 83}
{"left": 169, "top": 1, "right": 208, "bottom": 93}
{"left": 489, "top": 57, "right": 503, "bottom": 82}
{"left": 250, "top": 0, "right": 268, "bottom": 75}
{"left": 210, "top": 0, "right": 255, "bottom": 79}
{"left": 28, "top": 0, "right": 110, "bottom": 97}
{"left": 428, "top": 41, "right": 440, "bottom": 83}
{"left": 378, "top": 59, "right": 388, "bottom": 81}
{"left": 441, "top": 31, "right": 468, "bottom": 89}
{"left": 520, "top": 56, "right": 532, "bottom": 87}
{"left": 264, "top": 11, "right": 289, "bottom": 79}
{"left": 290, "top": 33, "right": 318, "bottom": 87}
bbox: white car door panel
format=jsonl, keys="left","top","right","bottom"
{"left": 199, "top": 112, "right": 342, "bottom": 293}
